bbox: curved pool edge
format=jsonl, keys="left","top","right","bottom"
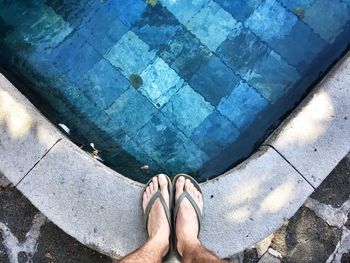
{"left": 0, "top": 50, "right": 349, "bottom": 259}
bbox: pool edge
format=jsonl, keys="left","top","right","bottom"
{"left": 0, "top": 50, "right": 348, "bottom": 259}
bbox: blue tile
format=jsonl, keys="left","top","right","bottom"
{"left": 160, "top": 0, "right": 209, "bottom": 24}
{"left": 105, "top": 0, "right": 147, "bottom": 27}
{"left": 214, "top": 0, "right": 262, "bottom": 22}
{"left": 244, "top": 0, "right": 327, "bottom": 71}
{"left": 191, "top": 111, "right": 240, "bottom": 158}
{"left": 139, "top": 58, "right": 184, "bottom": 108}
{"left": 132, "top": 4, "right": 183, "bottom": 51}
{"left": 218, "top": 81, "right": 268, "bottom": 130}
{"left": 187, "top": 1, "right": 239, "bottom": 51}
{"left": 78, "top": 7, "right": 128, "bottom": 54}
{"left": 245, "top": 0, "right": 298, "bottom": 42}
{"left": 44, "top": 0, "right": 89, "bottom": 28}
{"left": 135, "top": 113, "right": 209, "bottom": 173}
{"left": 51, "top": 33, "right": 101, "bottom": 82}
{"left": 161, "top": 83, "right": 214, "bottom": 136}
{"left": 303, "top": 0, "right": 350, "bottom": 43}
{"left": 135, "top": 113, "right": 185, "bottom": 164}
{"left": 105, "top": 87, "right": 157, "bottom": 136}
{"left": 217, "top": 24, "right": 269, "bottom": 76}
{"left": 78, "top": 59, "right": 129, "bottom": 110}
{"left": 160, "top": 30, "right": 211, "bottom": 81}
{"left": 268, "top": 20, "right": 327, "bottom": 71}
{"left": 279, "top": 0, "right": 316, "bottom": 12}
{"left": 244, "top": 50, "right": 301, "bottom": 102}
{"left": 164, "top": 139, "right": 209, "bottom": 174}
{"left": 189, "top": 55, "right": 241, "bottom": 106}
{"left": 104, "top": 31, "right": 156, "bottom": 78}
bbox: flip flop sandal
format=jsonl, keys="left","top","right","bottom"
{"left": 143, "top": 174, "right": 173, "bottom": 261}
{"left": 172, "top": 173, "right": 203, "bottom": 261}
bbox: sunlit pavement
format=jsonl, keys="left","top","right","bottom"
{"left": 0, "top": 152, "right": 349, "bottom": 263}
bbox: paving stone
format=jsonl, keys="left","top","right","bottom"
{"left": 104, "top": 0, "right": 146, "bottom": 27}
{"left": 268, "top": 53, "right": 350, "bottom": 187}
{"left": 105, "top": 31, "right": 156, "bottom": 78}
{"left": 161, "top": 83, "right": 214, "bottom": 136}
{"left": 132, "top": 3, "right": 183, "bottom": 51}
{"left": 78, "top": 59, "right": 129, "bottom": 110}
{"left": 32, "top": 221, "right": 115, "bottom": 263}
{"left": 51, "top": 32, "right": 101, "bottom": 82}
{"left": 310, "top": 154, "right": 350, "bottom": 208}
{"left": 342, "top": 252, "right": 350, "bottom": 263}
{"left": 271, "top": 206, "right": 341, "bottom": 263}
{"left": 214, "top": 0, "right": 262, "bottom": 22}
{"left": 160, "top": 30, "right": 211, "bottom": 81}
{"left": 187, "top": 1, "right": 238, "bottom": 51}
{"left": 218, "top": 81, "right": 268, "bottom": 131}
{"left": 78, "top": 7, "right": 128, "bottom": 55}
{"left": 345, "top": 214, "right": 350, "bottom": 230}
{"left": 189, "top": 55, "right": 241, "bottom": 106}
{"left": 105, "top": 87, "right": 157, "bottom": 137}
{"left": 159, "top": 0, "right": 209, "bottom": 25}
{"left": 243, "top": 248, "right": 259, "bottom": 263}
{"left": 0, "top": 75, "right": 63, "bottom": 185}
{"left": 0, "top": 187, "right": 38, "bottom": 243}
{"left": 302, "top": 0, "right": 350, "bottom": 43}
{"left": 191, "top": 110, "right": 240, "bottom": 158}
{"left": 139, "top": 57, "right": 184, "bottom": 108}
{"left": 257, "top": 252, "right": 280, "bottom": 263}
{"left": 0, "top": 235, "right": 10, "bottom": 263}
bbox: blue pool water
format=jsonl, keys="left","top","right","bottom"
{"left": 0, "top": 0, "right": 349, "bottom": 182}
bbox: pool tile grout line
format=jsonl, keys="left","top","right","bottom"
{"left": 264, "top": 143, "right": 316, "bottom": 190}
{"left": 15, "top": 138, "right": 63, "bottom": 187}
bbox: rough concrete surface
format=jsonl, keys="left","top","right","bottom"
{"left": 199, "top": 146, "right": 313, "bottom": 257}
{"left": 268, "top": 52, "right": 350, "bottom": 188}
{"left": 0, "top": 74, "right": 63, "bottom": 185}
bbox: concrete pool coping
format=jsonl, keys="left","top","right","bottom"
{"left": 0, "top": 51, "right": 349, "bottom": 259}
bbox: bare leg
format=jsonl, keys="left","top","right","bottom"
{"left": 175, "top": 176, "right": 228, "bottom": 263}
{"left": 120, "top": 175, "right": 170, "bottom": 263}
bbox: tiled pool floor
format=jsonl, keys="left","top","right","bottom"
{"left": 0, "top": 0, "right": 349, "bottom": 182}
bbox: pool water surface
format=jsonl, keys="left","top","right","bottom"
{"left": 0, "top": 0, "right": 349, "bottom": 182}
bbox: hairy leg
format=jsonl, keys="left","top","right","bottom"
{"left": 119, "top": 236, "right": 165, "bottom": 263}
{"left": 120, "top": 175, "right": 170, "bottom": 263}
{"left": 175, "top": 176, "right": 227, "bottom": 263}
{"left": 182, "top": 242, "right": 229, "bottom": 263}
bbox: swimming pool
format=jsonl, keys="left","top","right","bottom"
{"left": 0, "top": 0, "right": 349, "bottom": 183}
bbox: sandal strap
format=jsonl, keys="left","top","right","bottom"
{"left": 174, "top": 191, "right": 202, "bottom": 235}
{"left": 144, "top": 191, "right": 171, "bottom": 231}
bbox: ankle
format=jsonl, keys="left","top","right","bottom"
{"left": 177, "top": 237, "right": 201, "bottom": 256}
{"left": 148, "top": 234, "right": 169, "bottom": 256}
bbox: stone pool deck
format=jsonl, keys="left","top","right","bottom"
{"left": 1, "top": 152, "right": 349, "bottom": 263}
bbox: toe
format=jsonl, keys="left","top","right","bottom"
{"left": 175, "top": 176, "right": 185, "bottom": 201}
{"left": 158, "top": 174, "right": 169, "bottom": 201}
{"left": 185, "top": 178, "right": 191, "bottom": 192}
{"left": 146, "top": 186, "right": 151, "bottom": 197}
{"left": 152, "top": 176, "right": 158, "bottom": 191}
{"left": 149, "top": 182, "right": 154, "bottom": 193}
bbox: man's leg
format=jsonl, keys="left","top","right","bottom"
{"left": 120, "top": 175, "right": 170, "bottom": 263}
{"left": 175, "top": 176, "right": 228, "bottom": 263}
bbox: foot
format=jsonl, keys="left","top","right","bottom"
{"left": 142, "top": 174, "right": 170, "bottom": 257}
{"left": 175, "top": 176, "right": 204, "bottom": 256}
